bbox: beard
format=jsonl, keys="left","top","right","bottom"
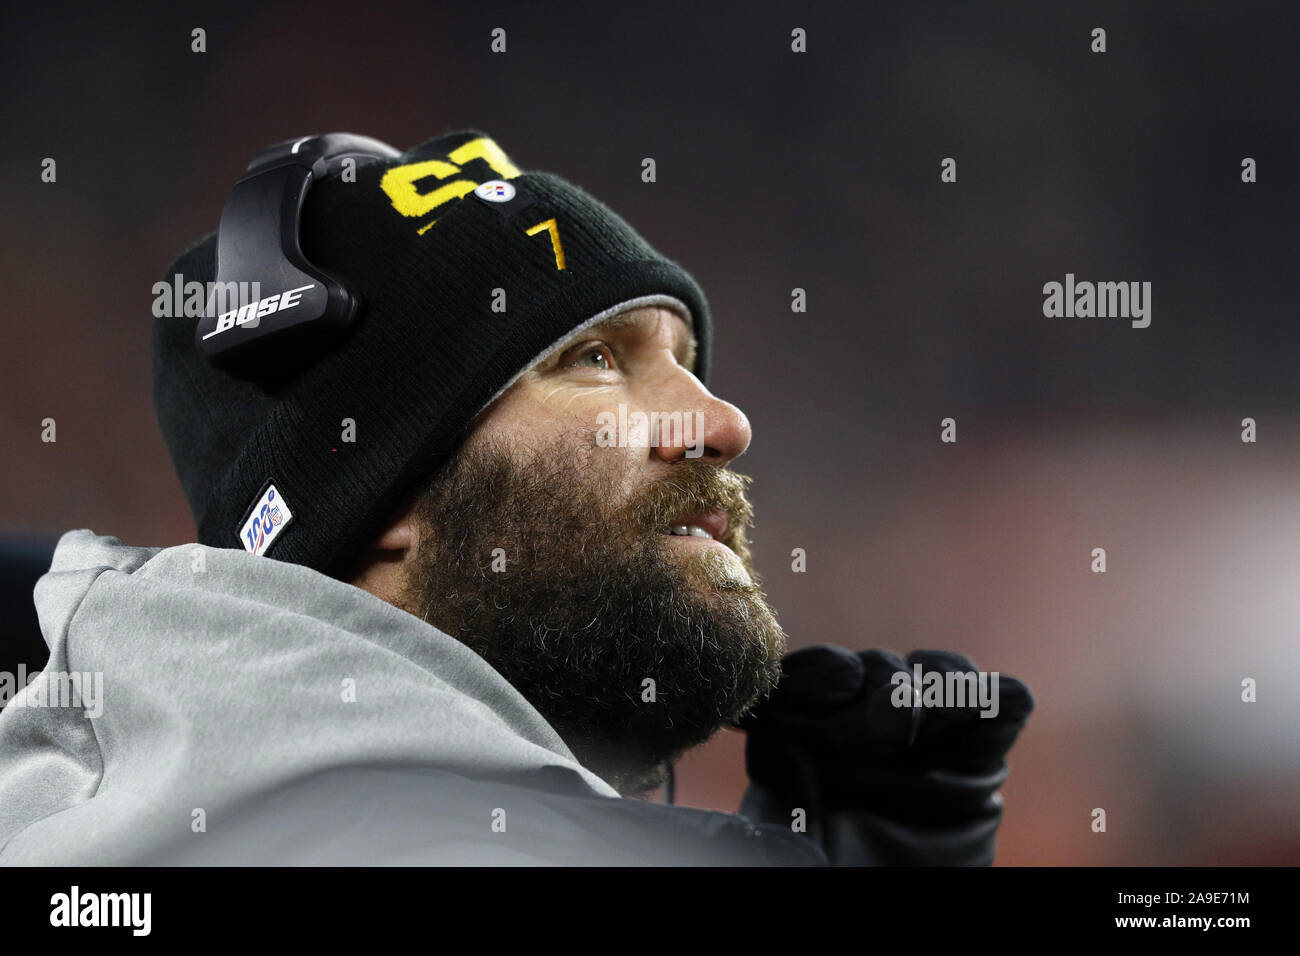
{"left": 395, "top": 432, "right": 786, "bottom": 796}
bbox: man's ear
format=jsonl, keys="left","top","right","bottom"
{"left": 346, "top": 501, "right": 421, "bottom": 606}
{"left": 369, "top": 502, "right": 419, "bottom": 553}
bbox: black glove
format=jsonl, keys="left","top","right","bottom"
{"left": 736, "top": 645, "right": 1034, "bottom": 865}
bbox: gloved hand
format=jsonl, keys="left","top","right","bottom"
{"left": 735, "top": 645, "right": 1034, "bottom": 865}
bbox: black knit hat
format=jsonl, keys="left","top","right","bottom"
{"left": 151, "top": 129, "right": 712, "bottom": 576}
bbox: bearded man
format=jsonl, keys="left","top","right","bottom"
{"left": 0, "top": 131, "right": 1031, "bottom": 865}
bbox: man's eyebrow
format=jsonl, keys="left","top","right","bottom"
{"left": 584, "top": 311, "right": 698, "bottom": 369}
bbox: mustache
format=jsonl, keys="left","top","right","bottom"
{"left": 625, "top": 460, "right": 755, "bottom": 552}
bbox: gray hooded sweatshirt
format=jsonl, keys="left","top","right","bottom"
{"left": 0, "top": 530, "right": 628, "bottom": 864}
{"left": 0, "top": 530, "right": 825, "bottom": 866}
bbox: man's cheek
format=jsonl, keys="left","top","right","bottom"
{"left": 470, "top": 416, "right": 570, "bottom": 466}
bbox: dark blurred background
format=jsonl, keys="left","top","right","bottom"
{"left": 2, "top": 0, "right": 1297, "bottom": 864}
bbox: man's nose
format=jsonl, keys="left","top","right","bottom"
{"left": 649, "top": 372, "right": 752, "bottom": 467}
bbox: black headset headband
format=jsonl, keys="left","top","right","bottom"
{"left": 195, "top": 133, "right": 401, "bottom": 376}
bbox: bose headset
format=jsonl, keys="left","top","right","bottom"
{"left": 194, "top": 133, "right": 401, "bottom": 376}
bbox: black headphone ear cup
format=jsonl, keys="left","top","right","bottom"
{"left": 198, "top": 134, "right": 400, "bottom": 379}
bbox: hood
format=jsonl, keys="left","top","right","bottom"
{"left": 0, "top": 530, "right": 618, "bottom": 865}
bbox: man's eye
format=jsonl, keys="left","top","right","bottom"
{"left": 569, "top": 344, "right": 614, "bottom": 371}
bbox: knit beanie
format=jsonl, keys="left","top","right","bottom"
{"left": 151, "top": 129, "right": 712, "bottom": 576}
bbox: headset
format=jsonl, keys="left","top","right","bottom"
{"left": 195, "top": 133, "right": 401, "bottom": 376}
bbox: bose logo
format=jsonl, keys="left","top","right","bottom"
{"left": 202, "top": 284, "right": 315, "bottom": 340}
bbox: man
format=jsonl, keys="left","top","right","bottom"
{"left": 0, "top": 130, "right": 1031, "bottom": 865}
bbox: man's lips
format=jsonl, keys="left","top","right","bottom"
{"left": 661, "top": 510, "right": 729, "bottom": 542}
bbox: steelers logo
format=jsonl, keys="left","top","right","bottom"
{"left": 473, "top": 180, "right": 517, "bottom": 203}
